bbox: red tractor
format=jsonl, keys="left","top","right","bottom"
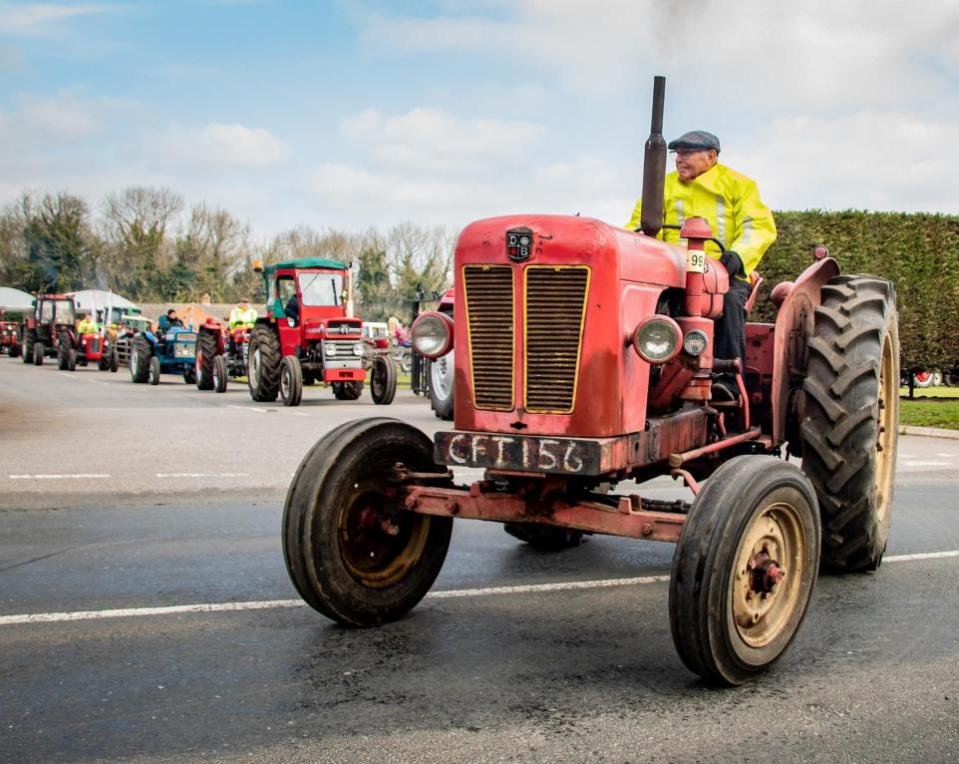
{"left": 280, "top": 78, "right": 899, "bottom": 685}
{"left": 57, "top": 323, "right": 119, "bottom": 372}
{"left": 21, "top": 294, "right": 77, "bottom": 366}
{"left": 244, "top": 258, "right": 397, "bottom": 406}
{"left": 0, "top": 320, "right": 21, "bottom": 357}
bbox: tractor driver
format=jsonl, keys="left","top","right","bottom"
{"left": 626, "top": 130, "right": 777, "bottom": 394}
{"left": 77, "top": 313, "right": 98, "bottom": 335}
{"left": 229, "top": 298, "right": 257, "bottom": 330}
{"left": 158, "top": 309, "right": 183, "bottom": 336}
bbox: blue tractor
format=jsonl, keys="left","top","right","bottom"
{"left": 129, "top": 325, "right": 198, "bottom": 385}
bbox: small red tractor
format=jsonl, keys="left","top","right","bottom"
{"left": 0, "top": 320, "right": 21, "bottom": 357}
{"left": 21, "top": 294, "right": 77, "bottom": 366}
{"left": 281, "top": 77, "right": 899, "bottom": 685}
{"left": 244, "top": 257, "right": 397, "bottom": 406}
{"left": 57, "top": 322, "right": 119, "bottom": 372}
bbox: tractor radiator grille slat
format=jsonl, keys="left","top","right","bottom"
{"left": 525, "top": 267, "right": 589, "bottom": 413}
{"left": 464, "top": 266, "right": 514, "bottom": 410}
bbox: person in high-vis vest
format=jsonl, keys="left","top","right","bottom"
{"left": 77, "top": 313, "right": 98, "bottom": 335}
{"left": 626, "top": 130, "right": 777, "bottom": 389}
{"left": 229, "top": 298, "right": 257, "bottom": 330}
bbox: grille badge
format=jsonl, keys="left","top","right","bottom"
{"left": 506, "top": 227, "right": 533, "bottom": 262}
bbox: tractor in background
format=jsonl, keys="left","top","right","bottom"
{"left": 57, "top": 325, "right": 119, "bottom": 372}
{"left": 245, "top": 258, "right": 397, "bottom": 406}
{"left": 129, "top": 324, "right": 198, "bottom": 385}
{"left": 21, "top": 294, "right": 76, "bottom": 366}
{"left": 281, "top": 76, "right": 899, "bottom": 686}
{"left": 0, "top": 320, "right": 21, "bottom": 357}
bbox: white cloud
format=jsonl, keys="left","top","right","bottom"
{"left": 0, "top": 3, "right": 112, "bottom": 36}
{"left": 150, "top": 122, "right": 290, "bottom": 170}
{"left": 361, "top": 1, "right": 959, "bottom": 109}
{"left": 341, "top": 107, "right": 546, "bottom": 175}
{"left": 744, "top": 111, "right": 959, "bottom": 212}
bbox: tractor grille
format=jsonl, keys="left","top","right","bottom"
{"left": 87, "top": 338, "right": 101, "bottom": 354}
{"left": 524, "top": 267, "right": 590, "bottom": 413}
{"left": 464, "top": 266, "right": 515, "bottom": 410}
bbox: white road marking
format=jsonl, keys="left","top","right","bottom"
{"left": 901, "top": 460, "right": 951, "bottom": 467}
{"left": 155, "top": 472, "right": 249, "bottom": 478}
{"left": 884, "top": 550, "right": 959, "bottom": 563}
{"left": 8, "top": 473, "right": 111, "bottom": 480}
{"left": 1, "top": 555, "right": 956, "bottom": 627}
{"left": 227, "top": 405, "right": 271, "bottom": 414}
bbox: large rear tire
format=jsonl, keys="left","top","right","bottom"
{"left": 283, "top": 418, "right": 453, "bottom": 626}
{"left": 800, "top": 275, "right": 898, "bottom": 572}
{"left": 332, "top": 380, "right": 363, "bottom": 400}
{"left": 280, "top": 355, "right": 304, "bottom": 407}
{"left": 247, "top": 324, "right": 281, "bottom": 402}
{"left": 213, "top": 355, "right": 228, "bottom": 393}
{"left": 669, "top": 456, "right": 820, "bottom": 686}
{"left": 22, "top": 330, "right": 34, "bottom": 365}
{"left": 130, "top": 336, "right": 151, "bottom": 383}
{"left": 57, "top": 333, "right": 71, "bottom": 371}
{"left": 196, "top": 329, "right": 217, "bottom": 390}
{"left": 503, "top": 523, "right": 584, "bottom": 550}
{"left": 370, "top": 355, "right": 397, "bottom": 405}
{"left": 428, "top": 349, "right": 454, "bottom": 420}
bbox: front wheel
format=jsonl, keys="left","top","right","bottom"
{"left": 280, "top": 356, "right": 303, "bottom": 406}
{"left": 33, "top": 342, "right": 44, "bottom": 366}
{"left": 109, "top": 347, "right": 119, "bottom": 372}
{"left": 669, "top": 456, "right": 820, "bottom": 686}
{"left": 283, "top": 418, "right": 453, "bottom": 625}
{"left": 148, "top": 356, "right": 161, "bottom": 385}
{"left": 370, "top": 355, "right": 397, "bottom": 405}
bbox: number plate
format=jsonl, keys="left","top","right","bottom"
{"left": 686, "top": 249, "right": 706, "bottom": 273}
{"left": 434, "top": 431, "right": 603, "bottom": 475}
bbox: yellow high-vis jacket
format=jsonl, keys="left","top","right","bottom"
{"left": 77, "top": 319, "right": 98, "bottom": 335}
{"left": 625, "top": 163, "right": 777, "bottom": 278}
{"left": 229, "top": 306, "right": 258, "bottom": 329}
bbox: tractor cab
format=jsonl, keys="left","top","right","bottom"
{"left": 23, "top": 294, "right": 76, "bottom": 365}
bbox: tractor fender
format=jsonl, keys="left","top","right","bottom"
{"left": 770, "top": 256, "right": 841, "bottom": 445}
{"left": 143, "top": 331, "right": 160, "bottom": 349}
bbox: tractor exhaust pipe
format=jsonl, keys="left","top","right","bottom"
{"left": 640, "top": 75, "right": 667, "bottom": 238}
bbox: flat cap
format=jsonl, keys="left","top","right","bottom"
{"left": 667, "top": 130, "right": 720, "bottom": 153}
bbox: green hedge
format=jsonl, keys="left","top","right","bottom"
{"left": 755, "top": 210, "right": 959, "bottom": 371}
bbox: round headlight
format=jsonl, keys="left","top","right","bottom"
{"left": 353, "top": 342, "right": 365, "bottom": 356}
{"left": 683, "top": 329, "right": 708, "bottom": 356}
{"left": 326, "top": 343, "right": 338, "bottom": 357}
{"left": 631, "top": 315, "right": 681, "bottom": 364}
{"left": 411, "top": 312, "right": 454, "bottom": 359}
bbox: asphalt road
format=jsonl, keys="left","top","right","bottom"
{"left": 1, "top": 359, "right": 958, "bottom": 762}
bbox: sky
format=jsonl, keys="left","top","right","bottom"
{"left": 1, "top": 0, "right": 957, "bottom": 237}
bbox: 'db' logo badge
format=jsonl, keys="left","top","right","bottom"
{"left": 506, "top": 228, "right": 533, "bottom": 262}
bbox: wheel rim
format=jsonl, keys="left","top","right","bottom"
{"left": 280, "top": 364, "right": 290, "bottom": 398}
{"left": 731, "top": 499, "right": 806, "bottom": 649}
{"left": 213, "top": 363, "right": 221, "bottom": 389}
{"left": 195, "top": 351, "right": 203, "bottom": 381}
{"left": 337, "top": 476, "right": 431, "bottom": 588}
{"left": 875, "top": 330, "right": 897, "bottom": 527}
{"left": 131, "top": 352, "right": 138, "bottom": 376}
{"left": 431, "top": 354, "right": 453, "bottom": 399}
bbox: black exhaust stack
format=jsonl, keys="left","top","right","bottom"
{"left": 640, "top": 75, "right": 666, "bottom": 237}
